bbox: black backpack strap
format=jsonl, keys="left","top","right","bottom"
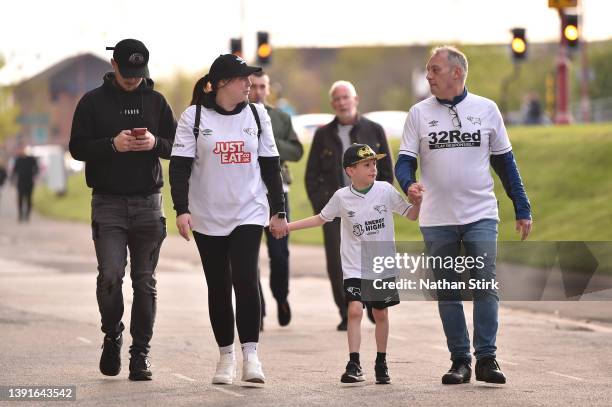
{"left": 193, "top": 104, "right": 202, "bottom": 140}
{"left": 249, "top": 103, "right": 262, "bottom": 139}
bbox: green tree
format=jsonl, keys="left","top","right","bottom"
{"left": 0, "top": 55, "right": 20, "bottom": 144}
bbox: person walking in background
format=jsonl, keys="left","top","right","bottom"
{"left": 305, "top": 80, "right": 393, "bottom": 331}
{"left": 249, "top": 70, "right": 303, "bottom": 329}
{"left": 0, "top": 159, "right": 7, "bottom": 213}
{"left": 11, "top": 144, "right": 38, "bottom": 222}
{"left": 170, "top": 54, "right": 287, "bottom": 385}
{"left": 69, "top": 38, "right": 176, "bottom": 381}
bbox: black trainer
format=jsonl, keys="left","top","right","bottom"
{"left": 277, "top": 301, "right": 291, "bottom": 327}
{"left": 375, "top": 361, "right": 391, "bottom": 384}
{"left": 341, "top": 361, "right": 365, "bottom": 383}
{"left": 99, "top": 333, "right": 122, "bottom": 376}
{"left": 128, "top": 352, "right": 152, "bottom": 381}
{"left": 337, "top": 317, "right": 348, "bottom": 331}
{"left": 475, "top": 357, "right": 506, "bottom": 384}
{"left": 442, "top": 359, "right": 471, "bottom": 384}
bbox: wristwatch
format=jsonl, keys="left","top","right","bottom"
{"left": 276, "top": 212, "right": 286, "bottom": 219}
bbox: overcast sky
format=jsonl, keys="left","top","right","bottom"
{"left": 1, "top": 0, "right": 610, "bottom": 84}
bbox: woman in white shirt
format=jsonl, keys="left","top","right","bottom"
{"left": 169, "top": 54, "right": 287, "bottom": 385}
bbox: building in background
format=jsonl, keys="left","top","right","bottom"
{"left": 12, "top": 53, "right": 110, "bottom": 147}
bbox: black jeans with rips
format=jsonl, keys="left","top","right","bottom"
{"left": 91, "top": 193, "right": 166, "bottom": 356}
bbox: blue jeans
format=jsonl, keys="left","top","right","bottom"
{"left": 420, "top": 218, "right": 499, "bottom": 362}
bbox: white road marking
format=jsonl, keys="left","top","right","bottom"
{"left": 497, "top": 359, "right": 518, "bottom": 366}
{"left": 389, "top": 334, "right": 407, "bottom": 341}
{"left": 212, "top": 386, "right": 245, "bottom": 397}
{"left": 429, "top": 345, "right": 448, "bottom": 351}
{"left": 173, "top": 373, "right": 196, "bottom": 382}
{"left": 547, "top": 371, "right": 585, "bottom": 381}
{"left": 76, "top": 337, "right": 92, "bottom": 344}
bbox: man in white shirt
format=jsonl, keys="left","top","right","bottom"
{"left": 395, "top": 45, "right": 532, "bottom": 385}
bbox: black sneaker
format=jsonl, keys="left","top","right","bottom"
{"left": 375, "top": 361, "right": 391, "bottom": 384}
{"left": 99, "top": 333, "right": 122, "bottom": 376}
{"left": 277, "top": 301, "right": 291, "bottom": 327}
{"left": 475, "top": 357, "right": 506, "bottom": 384}
{"left": 128, "top": 353, "right": 152, "bottom": 381}
{"left": 341, "top": 361, "right": 365, "bottom": 383}
{"left": 441, "top": 359, "right": 471, "bottom": 384}
{"left": 337, "top": 317, "right": 348, "bottom": 331}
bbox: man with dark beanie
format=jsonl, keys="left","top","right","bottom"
{"left": 69, "top": 39, "right": 176, "bottom": 381}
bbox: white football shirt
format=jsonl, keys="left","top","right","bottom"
{"left": 171, "top": 103, "right": 279, "bottom": 236}
{"left": 320, "top": 181, "right": 412, "bottom": 280}
{"left": 399, "top": 93, "right": 512, "bottom": 227}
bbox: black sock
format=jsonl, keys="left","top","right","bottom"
{"left": 376, "top": 352, "right": 386, "bottom": 364}
{"left": 349, "top": 352, "right": 360, "bottom": 365}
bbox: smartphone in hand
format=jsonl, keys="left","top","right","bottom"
{"left": 132, "top": 128, "right": 147, "bottom": 138}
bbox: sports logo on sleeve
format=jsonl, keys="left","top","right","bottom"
{"left": 213, "top": 141, "right": 251, "bottom": 164}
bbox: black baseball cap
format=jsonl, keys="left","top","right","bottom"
{"left": 208, "top": 54, "right": 262, "bottom": 84}
{"left": 106, "top": 39, "right": 149, "bottom": 78}
{"left": 343, "top": 144, "right": 386, "bottom": 168}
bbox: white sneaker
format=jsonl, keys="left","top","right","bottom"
{"left": 212, "top": 354, "right": 236, "bottom": 385}
{"left": 241, "top": 354, "right": 265, "bottom": 384}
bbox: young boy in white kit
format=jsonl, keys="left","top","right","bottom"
{"left": 288, "top": 143, "right": 423, "bottom": 384}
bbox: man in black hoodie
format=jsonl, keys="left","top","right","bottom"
{"left": 69, "top": 39, "right": 176, "bottom": 381}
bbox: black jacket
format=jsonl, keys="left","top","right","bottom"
{"left": 69, "top": 73, "right": 177, "bottom": 195}
{"left": 305, "top": 115, "right": 393, "bottom": 213}
{"left": 12, "top": 156, "right": 38, "bottom": 189}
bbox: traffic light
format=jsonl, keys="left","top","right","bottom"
{"left": 230, "top": 38, "right": 242, "bottom": 57}
{"left": 510, "top": 28, "right": 527, "bottom": 62}
{"left": 563, "top": 14, "right": 579, "bottom": 48}
{"left": 256, "top": 31, "right": 271, "bottom": 65}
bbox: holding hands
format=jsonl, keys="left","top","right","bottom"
{"left": 407, "top": 182, "right": 425, "bottom": 205}
{"left": 270, "top": 213, "right": 289, "bottom": 239}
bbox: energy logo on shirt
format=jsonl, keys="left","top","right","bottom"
{"left": 213, "top": 141, "right": 251, "bottom": 164}
{"left": 428, "top": 129, "right": 481, "bottom": 150}
{"left": 353, "top": 218, "right": 386, "bottom": 237}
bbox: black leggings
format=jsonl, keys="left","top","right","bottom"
{"left": 193, "top": 224, "right": 263, "bottom": 347}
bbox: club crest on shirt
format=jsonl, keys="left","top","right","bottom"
{"left": 466, "top": 116, "right": 481, "bottom": 125}
{"left": 213, "top": 141, "right": 251, "bottom": 164}
{"left": 353, "top": 224, "right": 364, "bottom": 237}
{"left": 243, "top": 127, "right": 257, "bottom": 137}
{"left": 374, "top": 205, "right": 387, "bottom": 214}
